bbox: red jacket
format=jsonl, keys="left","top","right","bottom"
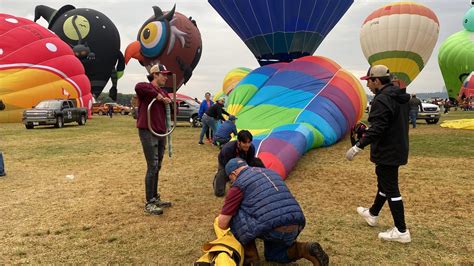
{"left": 135, "top": 82, "right": 169, "bottom": 134}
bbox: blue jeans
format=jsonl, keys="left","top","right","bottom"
{"left": 0, "top": 152, "right": 5, "bottom": 176}
{"left": 409, "top": 110, "right": 418, "bottom": 128}
{"left": 199, "top": 114, "right": 217, "bottom": 143}
{"left": 261, "top": 228, "right": 300, "bottom": 263}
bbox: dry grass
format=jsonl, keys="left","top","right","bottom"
{"left": 0, "top": 111, "right": 473, "bottom": 264}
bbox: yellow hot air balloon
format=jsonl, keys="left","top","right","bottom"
{"left": 213, "top": 67, "right": 252, "bottom": 102}
{"left": 360, "top": 2, "right": 440, "bottom": 87}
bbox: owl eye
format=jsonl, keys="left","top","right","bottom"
{"left": 139, "top": 21, "right": 168, "bottom": 57}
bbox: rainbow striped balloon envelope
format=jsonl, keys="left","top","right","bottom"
{"left": 360, "top": 2, "right": 439, "bottom": 87}
{"left": 226, "top": 56, "right": 366, "bottom": 178}
{"left": 213, "top": 67, "right": 252, "bottom": 102}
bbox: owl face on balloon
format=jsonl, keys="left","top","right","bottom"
{"left": 125, "top": 5, "right": 202, "bottom": 90}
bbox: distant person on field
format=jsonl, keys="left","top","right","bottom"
{"left": 443, "top": 98, "right": 450, "bottom": 114}
{"left": 198, "top": 92, "right": 214, "bottom": 143}
{"left": 408, "top": 93, "right": 422, "bottom": 128}
{"left": 135, "top": 64, "right": 173, "bottom": 215}
{"left": 346, "top": 65, "right": 412, "bottom": 243}
{"left": 108, "top": 104, "right": 114, "bottom": 118}
{"left": 217, "top": 158, "right": 329, "bottom": 265}
{"left": 213, "top": 115, "right": 238, "bottom": 147}
{"left": 0, "top": 100, "right": 5, "bottom": 177}
{"left": 199, "top": 97, "right": 229, "bottom": 145}
{"left": 213, "top": 130, "right": 265, "bottom": 197}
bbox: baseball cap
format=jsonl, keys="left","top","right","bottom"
{"left": 225, "top": 158, "right": 248, "bottom": 176}
{"left": 149, "top": 64, "right": 172, "bottom": 75}
{"left": 360, "top": 65, "right": 390, "bottom": 80}
{"left": 228, "top": 115, "right": 237, "bottom": 121}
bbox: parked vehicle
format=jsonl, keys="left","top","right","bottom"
{"left": 22, "top": 99, "right": 87, "bottom": 129}
{"left": 92, "top": 102, "right": 130, "bottom": 115}
{"left": 417, "top": 102, "right": 441, "bottom": 124}
{"left": 176, "top": 98, "right": 200, "bottom": 127}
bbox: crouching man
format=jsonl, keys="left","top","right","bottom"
{"left": 217, "top": 158, "right": 329, "bottom": 265}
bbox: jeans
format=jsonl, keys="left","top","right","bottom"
{"left": 138, "top": 129, "right": 165, "bottom": 202}
{"left": 261, "top": 228, "right": 300, "bottom": 263}
{"left": 199, "top": 114, "right": 217, "bottom": 143}
{"left": 409, "top": 110, "right": 418, "bottom": 128}
{"left": 0, "top": 152, "right": 5, "bottom": 176}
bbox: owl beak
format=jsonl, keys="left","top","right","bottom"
{"left": 124, "top": 41, "right": 144, "bottom": 64}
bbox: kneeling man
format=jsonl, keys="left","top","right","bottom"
{"left": 217, "top": 158, "right": 329, "bottom": 265}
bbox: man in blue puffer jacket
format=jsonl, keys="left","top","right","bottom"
{"left": 217, "top": 158, "right": 329, "bottom": 265}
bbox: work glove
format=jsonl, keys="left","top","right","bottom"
{"left": 346, "top": 145, "right": 362, "bottom": 161}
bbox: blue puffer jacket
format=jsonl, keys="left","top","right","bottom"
{"left": 230, "top": 167, "right": 306, "bottom": 245}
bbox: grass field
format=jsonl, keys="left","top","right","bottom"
{"left": 1, "top": 111, "right": 473, "bottom": 264}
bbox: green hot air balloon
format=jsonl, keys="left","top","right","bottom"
{"left": 438, "top": 5, "right": 474, "bottom": 100}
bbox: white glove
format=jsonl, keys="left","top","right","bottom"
{"left": 346, "top": 145, "right": 362, "bottom": 161}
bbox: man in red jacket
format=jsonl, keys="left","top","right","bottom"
{"left": 135, "top": 64, "right": 173, "bottom": 215}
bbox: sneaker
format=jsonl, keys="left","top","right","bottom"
{"left": 357, "top": 207, "right": 378, "bottom": 226}
{"left": 198, "top": 141, "right": 204, "bottom": 145}
{"left": 144, "top": 203, "right": 163, "bottom": 215}
{"left": 378, "top": 227, "right": 411, "bottom": 243}
{"left": 150, "top": 197, "right": 172, "bottom": 208}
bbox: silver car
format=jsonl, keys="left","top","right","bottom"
{"left": 176, "top": 98, "right": 201, "bottom": 127}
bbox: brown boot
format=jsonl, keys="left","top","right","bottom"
{"left": 243, "top": 240, "right": 260, "bottom": 266}
{"left": 287, "top": 242, "right": 329, "bottom": 266}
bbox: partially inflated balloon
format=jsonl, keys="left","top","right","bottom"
{"left": 209, "top": 0, "right": 354, "bottom": 66}
{"left": 226, "top": 56, "right": 366, "bottom": 178}
{"left": 0, "top": 14, "right": 92, "bottom": 123}
{"left": 361, "top": 2, "right": 439, "bottom": 87}
{"left": 213, "top": 67, "right": 252, "bottom": 102}
{"left": 459, "top": 72, "right": 474, "bottom": 99}
{"left": 439, "top": 6, "right": 474, "bottom": 100}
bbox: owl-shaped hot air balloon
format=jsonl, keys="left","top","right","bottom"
{"left": 34, "top": 4, "right": 125, "bottom": 100}
{"left": 125, "top": 5, "right": 202, "bottom": 92}
{"left": 360, "top": 2, "right": 440, "bottom": 89}
{"left": 438, "top": 5, "right": 474, "bottom": 100}
{"left": 0, "top": 13, "right": 92, "bottom": 123}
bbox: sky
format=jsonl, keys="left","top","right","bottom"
{"left": 0, "top": 0, "right": 472, "bottom": 99}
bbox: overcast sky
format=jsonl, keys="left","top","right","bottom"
{"left": 1, "top": 0, "right": 471, "bottom": 98}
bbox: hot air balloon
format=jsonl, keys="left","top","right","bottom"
{"left": 225, "top": 56, "right": 366, "bottom": 178}
{"left": 0, "top": 13, "right": 92, "bottom": 123}
{"left": 360, "top": 2, "right": 440, "bottom": 88}
{"left": 213, "top": 67, "right": 252, "bottom": 102}
{"left": 208, "top": 0, "right": 354, "bottom": 66}
{"left": 458, "top": 72, "right": 474, "bottom": 100}
{"left": 438, "top": 6, "right": 474, "bottom": 100}
{"left": 34, "top": 4, "right": 125, "bottom": 100}
{"left": 125, "top": 5, "right": 202, "bottom": 92}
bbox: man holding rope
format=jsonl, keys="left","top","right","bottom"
{"left": 135, "top": 64, "right": 173, "bottom": 215}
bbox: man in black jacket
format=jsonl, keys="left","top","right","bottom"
{"left": 346, "top": 65, "right": 411, "bottom": 243}
{"left": 199, "top": 97, "right": 230, "bottom": 145}
{"left": 213, "top": 130, "right": 265, "bottom": 197}
{"left": 408, "top": 94, "right": 422, "bottom": 128}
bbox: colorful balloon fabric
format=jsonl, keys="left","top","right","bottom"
{"left": 459, "top": 72, "right": 474, "bottom": 99}
{"left": 440, "top": 119, "right": 474, "bottom": 130}
{"left": 213, "top": 67, "right": 252, "bottom": 102}
{"left": 34, "top": 5, "right": 125, "bottom": 101}
{"left": 125, "top": 5, "right": 202, "bottom": 92}
{"left": 209, "top": 0, "right": 354, "bottom": 66}
{"left": 438, "top": 6, "right": 474, "bottom": 100}
{"left": 361, "top": 2, "right": 439, "bottom": 88}
{"left": 226, "top": 56, "right": 366, "bottom": 178}
{"left": 0, "top": 13, "right": 92, "bottom": 123}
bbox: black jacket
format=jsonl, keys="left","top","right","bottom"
{"left": 358, "top": 83, "right": 410, "bottom": 166}
{"left": 408, "top": 97, "right": 422, "bottom": 111}
{"left": 205, "top": 103, "right": 229, "bottom": 121}
{"left": 218, "top": 140, "right": 257, "bottom": 167}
